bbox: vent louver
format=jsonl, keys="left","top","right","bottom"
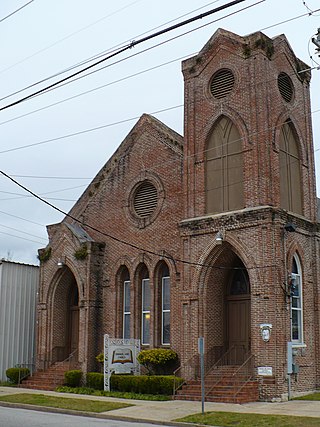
{"left": 133, "top": 181, "right": 158, "bottom": 218}
{"left": 210, "top": 69, "right": 235, "bottom": 99}
{"left": 278, "top": 72, "right": 294, "bottom": 103}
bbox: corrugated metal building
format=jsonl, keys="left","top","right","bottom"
{"left": 0, "top": 260, "right": 39, "bottom": 381}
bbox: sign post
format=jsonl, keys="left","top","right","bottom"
{"left": 198, "top": 337, "right": 205, "bottom": 414}
{"left": 104, "top": 335, "right": 140, "bottom": 391}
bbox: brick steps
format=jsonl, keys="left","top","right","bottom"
{"left": 21, "top": 362, "right": 71, "bottom": 391}
{"left": 175, "top": 365, "right": 259, "bottom": 404}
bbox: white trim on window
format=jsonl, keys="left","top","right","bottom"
{"left": 123, "top": 280, "right": 131, "bottom": 339}
{"left": 291, "top": 254, "right": 304, "bottom": 344}
{"left": 142, "top": 278, "right": 150, "bottom": 345}
{"left": 161, "top": 276, "right": 170, "bottom": 345}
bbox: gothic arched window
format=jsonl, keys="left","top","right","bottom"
{"left": 279, "top": 120, "right": 302, "bottom": 215}
{"left": 206, "top": 116, "right": 244, "bottom": 214}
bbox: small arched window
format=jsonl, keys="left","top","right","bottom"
{"left": 206, "top": 116, "right": 244, "bottom": 214}
{"left": 140, "top": 267, "right": 150, "bottom": 345}
{"left": 279, "top": 120, "right": 302, "bottom": 215}
{"left": 291, "top": 254, "right": 303, "bottom": 343}
{"left": 160, "top": 264, "right": 170, "bottom": 345}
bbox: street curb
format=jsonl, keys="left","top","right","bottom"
{"left": 0, "top": 401, "right": 201, "bottom": 427}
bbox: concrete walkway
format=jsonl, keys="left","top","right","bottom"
{"left": 1, "top": 386, "right": 320, "bottom": 424}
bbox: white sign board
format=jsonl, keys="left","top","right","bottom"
{"left": 257, "top": 366, "right": 273, "bottom": 376}
{"left": 104, "top": 335, "right": 140, "bottom": 391}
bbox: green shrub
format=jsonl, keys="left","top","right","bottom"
{"left": 64, "top": 370, "right": 82, "bottom": 387}
{"left": 95, "top": 353, "right": 104, "bottom": 364}
{"left": 6, "top": 367, "right": 30, "bottom": 384}
{"left": 110, "top": 374, "right": 183, "bottom": 395}
{"left": 137, "top": 349, "right": 179, "bottom": 375}
{"left": 86, "top": 372, "right": 104, "bottom": 390}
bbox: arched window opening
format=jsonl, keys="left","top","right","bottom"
{"left": 229, "top": 269, "right": 249, "bottom": 296}
{"left": 291, "top": 254, "right": 303, "bottom": 343}
{"left": 279, "top": 120, "right": 303, "bottom": 215}
{"left": 122, "top": 269, "right": 131, "bottom": 340}
{"left": 140, "top": 267, "right": 150, "bottom": 345}
{"left": 160, "top": 264, "right": 170, "bottom": 345}
{"left": 206, "top": 116, "right": 244, "bottom": 214}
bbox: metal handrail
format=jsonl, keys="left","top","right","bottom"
{"left": 232, "top": 354, "right": 255, "bottom": 400}
{"left": 15, "top": 360, "right": 36, "bottom": 385}
{"left": 173, "top": 345, "right": 224, "bottom": 397}
{"left": 52, "top": 348, "right": 79, "bottom": 387}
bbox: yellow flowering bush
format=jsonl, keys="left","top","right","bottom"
{"left": 137, "top": 349, "right": 178, "bottom": 375}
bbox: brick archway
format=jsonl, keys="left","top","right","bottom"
{"left": 204, "top": 245, "right": 251, "bottom": 366}
{"left": 52, "top": 267, "right": 79, "bottom": 362}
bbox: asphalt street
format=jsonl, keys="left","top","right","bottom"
{"left": 0, "top": 406, "right": 172, "bottom": 427}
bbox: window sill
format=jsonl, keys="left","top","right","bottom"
{"left": 292, "top": 343, "right": 306, "bottom": 348}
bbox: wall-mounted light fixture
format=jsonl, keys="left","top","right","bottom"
{"left": 57, "top": 258, "right": 65, "bottom": 269}
{"left": 215, "top": 231, "right": 223, "bottom": 245}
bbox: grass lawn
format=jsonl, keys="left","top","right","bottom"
{"left": 0, "top": 393, "right": 132, "bottom": 413}
{"left": 294, "top": 392, "right": 320, "bottom": 401}
{"left": 176, "top": 411, "right": 320, "bottom": 427}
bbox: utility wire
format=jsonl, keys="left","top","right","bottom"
{"left": 0, "top": 0, "right": 218, "bottom": 80}
{"left": 0, "top": 6, "right": 318, "bottom": 132}
{"left": 0, "top": 0, "right": 34, "bottom": 23}
{"left": 0, "top": 169, "right": 278, "bottom": 271}
{"left": 0, "top": 0, "right": 258, "bottom": 112}
{"left": 0, "top": 209, "right": 44, "bottom": 226}
{"left": 0, "top": 223, "right": 46, "bottom": 242}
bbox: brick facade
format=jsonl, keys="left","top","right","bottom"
{"left": 37, "top": 29, "right": 320, "bottom": 400}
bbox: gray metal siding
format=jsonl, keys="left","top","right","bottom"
{"left": 0, "top": 262, "right": 39, "bottom": 381}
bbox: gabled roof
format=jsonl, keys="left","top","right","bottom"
{"left": 65, "top": 113, "right": 183, "bottom": 222}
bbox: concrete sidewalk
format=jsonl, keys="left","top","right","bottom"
{"left": 1, "top": 386, "right": 320, "bottom": 424}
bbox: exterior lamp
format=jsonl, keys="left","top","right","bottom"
{"left": 215, "top": 231, "right": 223, "bottom": 245}
{"left": 57, "top": 259, "right": 65, "bottom": 269}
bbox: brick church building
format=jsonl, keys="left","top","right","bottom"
{"left": 36, "top": 28, "right": 320, "bottom": 401}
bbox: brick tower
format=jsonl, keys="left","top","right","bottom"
{"left": 179, "top": 28, "right": 319, "bottom": 400}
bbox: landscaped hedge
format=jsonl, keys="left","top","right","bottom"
{"left": 64, "top": 370, "right": 82, "bottom": 387}
{"left": 85, "top": 372, "right": 183, "bottom": 395}
{"left": 6, "top": 367, "right": 30, "bottom": 384}
{"left": 86, "top": 372, "right": 104, "bottom": 390}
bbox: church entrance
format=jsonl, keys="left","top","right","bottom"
{"left": 226, "top": 268, "right": 251, "bottom": 364}
{"left": 52, "top": 267, "right": 80, "bottom": 362}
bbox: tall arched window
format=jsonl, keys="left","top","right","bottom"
{"left": 279, "top": 120, "right": 302, "bottom": 215}
{"left": 291, "top": 254, "right": 303, "bottom": 343}
{"left": 206, "top": 116, "right": 244, "bottom": 214}
{"left": 140, "top": 267, "right": 150, "bottom": 345}
{"left": 160, "top": 264, "right": 170, "bottom": 345}
{"left": 117, "top": 267, "right": 130, "bottom": 339}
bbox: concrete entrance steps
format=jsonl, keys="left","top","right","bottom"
{"left": 175, "top": 365, "right": 259, "bottom": 404}
{"left": 20, "top": 362, "right": 71, "bottom": 391}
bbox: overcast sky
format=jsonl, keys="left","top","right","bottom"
{"left": 0, "top": 0, "right": 319, "bottom": 265}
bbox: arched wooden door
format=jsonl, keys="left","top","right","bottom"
{"left": 226, "top": 268, "right": 250, "bottom": 364}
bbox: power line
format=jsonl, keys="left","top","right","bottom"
{"left": 0, "top": 6, "right": 317, "bottom": 135}
{"left": 0, "top": 0, "right": 34, "bottom": 23}
{"left": 0, "top": 0, "right": 258, "bottom": 112}
{"left": 0, "top": 0, "right": 143, "bottom": 77}
{"left": 0, "top": 230, "right": 45, "bottom": 245}
{"left": 0, "top": 223, "right": 47, "bottom": 242}
{"left": 0, "top": 0, "right": 218, "bottom": 82}
{"left": 0, "top": 53, "right": 194, "bottom": 128}
{"left": 0, "top": 169, "right": 278, "bottom": 271}
{"left": 0, "top": 209, "right": 44, "bottom": 226}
